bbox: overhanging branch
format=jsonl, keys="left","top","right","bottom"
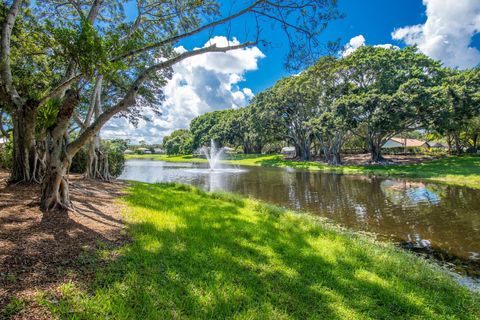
{"left": 68, "top": 41, "right": 256, "bottom": 155}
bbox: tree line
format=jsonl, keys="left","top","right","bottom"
{"left": 163, "top": 46, "right": 480, "bottom": 163}
{"left": 0, "top": 0, "right": 340, "bottom": 210}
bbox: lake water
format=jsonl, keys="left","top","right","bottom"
{"left": 120, "top": 160, "right": 480, "bottom": 279}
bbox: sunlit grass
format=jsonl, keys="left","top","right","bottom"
{"left": 43, "top": 182, "right": 480, "bottom": 319}
{"left": 127, "top": 154, "right": 480, "bottom": 189}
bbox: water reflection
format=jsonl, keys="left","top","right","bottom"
{"left": 120, "top": 160, "right": 480, "bottom": 276}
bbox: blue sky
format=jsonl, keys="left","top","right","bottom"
{"left": 178, "top": 0, "right": 479, "bottom": 92}
{"left": 104, "top": 0, "right": 480, "bottom": 143}
{"left": 242, "top": 0, "right": 429, "bottom": 92}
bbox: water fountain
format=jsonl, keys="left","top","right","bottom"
{"left": 201, "top": 139, "right": 224, "bottom": 170}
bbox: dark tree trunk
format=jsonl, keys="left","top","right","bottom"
{"left": 330, "top": 152, "right": 341, "bottom": 165}
{"left": 453, "top": 132, "right": 462, "bottom": 154}
{"left": 10, "top": 102, "right": 38, "bottom": 182}
{"left": 298, "top": 139, "right": 311, "bottom": 161}
{"left": 368, "top": 138, "right": 384, "bottom": 163}
{"left": 253, "top": 145, "right": 262, "bottom": 154}
{"left": 446, "top": 135, "right": 452, "bottom": 154}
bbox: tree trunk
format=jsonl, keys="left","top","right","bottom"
{"left": 40, "top": 144, "right": 70, "bottom": 211}
{"left": 40, "top": 89, "right": 79, "bottom": 211}
{"left": 298, "top": 139, "right": 311, "bottom": 161}
{"left": 330, "top": 152, "right": 341, "bottom": 165}
{"left": 453, "top": 132, "right": 462, "bottom": 154}
{"left": 10, "top": 102, "right": 38, "bottom": 182}
{"left": 368, "top": 138, "right": 384, "bottom": 163}
{"left": 85, "top": 135, "right": 111, "bottom": 181}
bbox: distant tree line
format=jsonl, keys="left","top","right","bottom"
{"left": 162, "top": 46, "right": 480, "bottom": 163}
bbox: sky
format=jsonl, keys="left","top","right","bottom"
{"left": 101, "top": 0, "right": 480, "bottom": 144}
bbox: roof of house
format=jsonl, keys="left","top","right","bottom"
{"left": 389, "top": 137, "right": 429, "bottom": 147}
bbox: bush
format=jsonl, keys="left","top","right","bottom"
{"left": 70, "top": 147, "right": 88, "bottom": 174}
{"left": 107, "top": 147, "right": 125, "bottom": 177}
{"left": 0, "top": 137, "right": 13, "bottom": 170}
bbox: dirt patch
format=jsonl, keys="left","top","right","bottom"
{"left": 339, "top": 153, "right": 440, "bottom": 165}
{"left": 0, "top": 170, "right": 129, "bottom": 319}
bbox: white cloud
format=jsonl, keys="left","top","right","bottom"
{"left": 341, "top": 35, "right": 366, "bottom": 57}
{"left": 341, "top": 35, "right": 398, "bottom": 57}
{"left": 101, "top": 37, "right": 265, "bottom": 143}
{"left": 392, "top": 0, "right": 480, "bottom": 69}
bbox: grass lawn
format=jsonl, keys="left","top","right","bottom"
{"left": 43, "top": 182, "right": 480, "bottom": 319}
{"left": 127, "top": 154, "right": 480, "bottom": 189}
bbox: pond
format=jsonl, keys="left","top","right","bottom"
{"left": 120, "top": 160, "right": 480, "bottom": 280}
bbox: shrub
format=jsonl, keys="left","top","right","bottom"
{"left": 0, "top": 137, "right": 13, "bottom": 169}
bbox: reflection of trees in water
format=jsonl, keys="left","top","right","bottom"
{"left": 221, "top": 168, "right": 480, "bottom": 261}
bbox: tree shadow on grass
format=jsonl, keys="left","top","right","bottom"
{"left": 52, "top": 183, "right": 480, "bottom": 319}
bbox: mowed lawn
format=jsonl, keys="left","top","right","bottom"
{"left": 127, "top": 154, "right": 480, "bottom": 189}
{"left": 43, "top": 182, "right": 480, "bottom": 319}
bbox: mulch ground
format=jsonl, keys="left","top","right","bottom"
{"left": 0, "top": 169, "right": 129, "bottom": 319}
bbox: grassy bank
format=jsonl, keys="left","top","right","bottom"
{"left": 43, "top": 182, "right": 480, "bottom": 319}
{"left": 127, "top": 154, "right": 480, "bottom": 189}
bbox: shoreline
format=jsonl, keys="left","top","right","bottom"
{"left": 125, "top": 154, "right": 480, "bottom": 190}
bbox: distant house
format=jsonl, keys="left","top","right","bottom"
{"left": 124, "top": 149, "right": 134, "bottom": 154}
{"left": 222, "top": 147, "right": 235, "bottom": 154}
{"left": 430, "top": 142, "right": 448, "bottom": 149}
{"left": 153, "top": 148, "right": 164, "bottom": 154}
{"left": 136, "top": 147, "right": 149, "bottom": 154}
{"left": 281, "top": 146, "right": 296, "bottom": 156}
{"left": 382, "top": 137, "right": 430, "bottom": 149}
{"left": 143, "top": 150, "right": 152, "bottom": 154}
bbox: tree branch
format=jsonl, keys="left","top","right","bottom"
{"left": 38, "top": 74, "right": 82, "bottom": 106}
{"left": 111, "top": 0, "right": 264, "bottom": 62}
{"left": 68, "top": 41, "right": 256, "bottom": 155}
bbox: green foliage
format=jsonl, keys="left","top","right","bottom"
{"left": 0, "top": 4, "right": 63, "bottom": 103}
{"left": 336, "top": 46, "right": 443, "bottom": 160}
{"left": 163, "top": 129, "right": 193, "bottom": 155}
{"left": 105, "top": 140, "right": 127, "bottom": 177}
{"left": 48, "top": 19, "right": 110, "bottom": 77}
{"left": 70, "top": 139, "right": 127, "bottom": 177}
{"left": 70, "top": 147, "right": 88, "bottom": 174}
{"left": 1, "top": 297, "right": 26, "bottom": 318}
{"left": 0, "top": 136, "right": 12, "bottom": 169}
{"left": 36, "top": 98, "right": 60, "bottom": 134}
{"left": 43, "top": 182, "right": 480, "bottom": 318}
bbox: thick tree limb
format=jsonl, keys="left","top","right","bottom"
{"left": 0, "top": 0, "right": 24, "bottom": 109}
{"left": 38, "top": 74, "right": 82, "bottom": 106}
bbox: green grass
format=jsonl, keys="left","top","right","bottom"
{"left": 43, "top": 182, "right": 480, "bottom": 319}
{"left": 127, "top": 154, "right": 480, "bottom": 189}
